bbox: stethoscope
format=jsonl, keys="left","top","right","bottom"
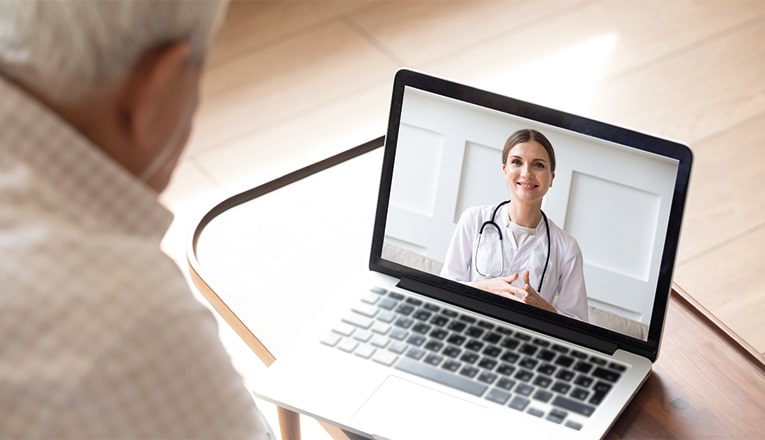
{"left": 475, "top": 200, "right": 551, "bottom": 292}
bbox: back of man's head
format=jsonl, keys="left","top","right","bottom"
{"left": 0, "top": 0, "right": 227, "bottom": 104}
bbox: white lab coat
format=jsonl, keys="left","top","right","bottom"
{"left": 440, "top": 204, "right": 589, "bottom": 322}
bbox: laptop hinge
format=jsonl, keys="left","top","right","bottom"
{"left": 397, "top": 277, "right": 618, "bottom": 356}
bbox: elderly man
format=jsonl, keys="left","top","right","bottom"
{"left": 0, "top": 1, "right": 272, "bottom": 438}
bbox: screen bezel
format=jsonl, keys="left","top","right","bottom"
{"left": 369, "top": 69, "right": 693, "bottom": 362}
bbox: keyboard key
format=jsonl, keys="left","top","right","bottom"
{"left": 424, "top": 303, "right": 440, "bottom": 312}
{"left": 447, "top": 321, "right": 467, "bottom": 333}
{"left": 465, "top": 340, "right": 484, "bottom": 352}
{"left": 571, "top": 350, "right": 588, "bottom": 360}
{"left": 478, "top": 358, "right": 498, "bottom": 370}
{"left": 394, "top": 317, "right": 414, "bottom": 329}
{"left": 320, "top": 333, "right": 341, "bottom": 347}
{"left": 537, "top": 349, "right": 556, "bottom": 362}
{"left": 395, "top": 358, "right": 489, "bottom": 398}
{"left": 465, "top": 326, "right": 485, "bottom": 338}
{"left": 396, "top": 304, "right": 415, "bottom": 316}
{"left": 389, "top": 328, "right": 407, "bottom": 340}
{"left": 551, "top": 344, "right": 569, "bottom": 353}
{"left": 519, "top": 358, "right": 538, "bottom": 370}
{"left": 496, "top": 378, "right": 516, "bottom": 390}
{"left": 413, "top": 310, "right": 432, "bottom": 321}
{"left": 377, "top": 298, "right": 397, "bottom": 310}
{"left": 460, "top": 352, "right": 479, "bottom": 364}
{"left": 533, "top": 375, "right": 552, "bottom": 389}
{"left": 352, "top": 303, "right": 378, "bottom": 317}
{"left": 485, "top": 388, "right": 510, "bottom": 405}
{"left": 354, "top": 345, "right": 375, "bottom": 359}
{"left": 527, "top": 407, "right": 545, "bottom": 418}
{"left": 424, "top": 340, "right": 444, "bottom": 352}
{"left": 515, "top": 383, "right": 534, "bottom": 396}
{"left": 513, "top": 332, "right": 531, "bottom": 341}
{"left": 593, "top": 367, "right": 622, "bottom": 382}
{"left": 337, "top": 339, "right": 358, "bottom": 353}
{"left": 388, "top": 292, "right": 404, "bottom": 300}
{"left": 377, "top": 310, "right": 396, "bottom": 323}
{"left": 533, "top": 389, "right": 553, "bottom": 403}
{"left": 442, "top": 360, "right": 461, "bottom": 372}
{"left": 477, "top": 320, "right": 495, "bottom": 330}
{"left": 388, "top": 341, "right": 407, "bottom": 354}
{"left": 459, "top": 315, "right": 477, "bottom": 324}
{"left": 353, "top": 329, "right": 373, "bottom": 343}
{"left": 553, "top": 395, "right": 596, "bottom": 417}
{"left": 555, "top": 355, "right": 575, "bottom": 368}
{"left": 442, "top": 346, "right": 461, "bottom": 358}
{"left": 519, "top": 344, "right": 538, "bottom": 356}
{"left": 609, "top": 362, "right": 627, "bottom": 372}
{"left": 571, "top": 388, "right": 590, "bottom": 401}
{"left": 482, "top": 332, "right": 502, "bottom": 344}
{"left": 496, "top": 364, "right": 516, "bottom": 376}
{"left": 459, "top": 366, "right": 480, "bottom": 379}
{"left": 411, "top": 323, "right": 431, "bottom": 334}
{"left": 331, "top": 322, "right": 355, "bottom": 337}
{"left": 406, "top": 334, "right": 425, "bottom": 346}
{"left": 430, "top": 315, "right": 449, "bottom": 326}
{"left": 509, "top": 396, "right": 529, "bottom": 411}
{"left": 590, "top": 381, "right": 613, "bottom": 405}
{"left": 556, "top": 369, "right": 575, "bottom": 382}
{"left": 478, "top": 371, "right": 498, "bottom": 385}
{"left": 532, "top": 338, "right": 550, "bottom": 348}
{"left": 537, "top": 363, "right": 556, "bottom": 376}
{"left": 441, "top": 309, "right": 458, "bottom": 318}
{"left": 574, "top": 375, "right": 593, "bottom": 388}
{"left": 573, "top": 361, "right": 593, "bottom": 374}
{"left": 500, "top": 351, "right": 520, "bottom": 364}
{"left": 405, "top": 297, "right": 423, "bottom": 306}
{"left": 551, "top": 382, "right": 571, "bottom": 394}
{"left": 424, "top": 354, "right": 443, "bottom": 366}
{"left": 405, "top": 347, "right": 426, "bottom": 360}
{"left": 429, "top": 329, "right": 448, "bottom": 340}
{"left": 370, "top": 335, "right": 389, "bottom": 348}
{"left": 565, "top": 420, "right": 583, "bottom": 431}
{"left": 371, "top": 350, "right": 398, "bottom": 366}
{"left": 370, "top": 321, "right": 390, "bottom": 334}
{"left": 447, "top": 334, "right": 467, "bottom": 346}
{"left": 547, "top": 409, "right": 568, "bottom": 424}
{"left": 482, "top": 346, "right": 502, "bottom": 358}
{"left": 500, "top": 338, "right": 520, "bottom": 350}
{"left": 514, "top": 369, "right": 534, "bottom": 383}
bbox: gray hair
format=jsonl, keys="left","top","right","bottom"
{"left": 0, "top": 0, "right": 227, "bottom": 103}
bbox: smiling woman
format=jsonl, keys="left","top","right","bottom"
{"left": 439, "top": 129, "right": 589, "bottom": 322}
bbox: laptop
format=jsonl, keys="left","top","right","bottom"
{"left": 251, "top": 69, "right": 693, "bottom": 439}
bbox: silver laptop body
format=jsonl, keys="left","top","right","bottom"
{"left": 251, "top": 69, "right": 693, "bottom": 440}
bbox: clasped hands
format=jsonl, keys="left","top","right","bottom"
{"left": 472, "top": 270, "right": 556, "bottom": 314}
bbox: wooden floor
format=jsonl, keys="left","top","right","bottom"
{"left": 160, "top": 1, "right": 765, "bottom": 437}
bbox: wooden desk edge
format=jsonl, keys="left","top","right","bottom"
{"left": 671, "top": 282, "right": 764, "bottom": 369}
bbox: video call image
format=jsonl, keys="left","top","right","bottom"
{"left": 382, "top": 87, "right": 680, "bottom": 341}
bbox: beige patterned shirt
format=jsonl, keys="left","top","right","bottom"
{"left": 0, "top": 76, "right": 272, "bottom": 439}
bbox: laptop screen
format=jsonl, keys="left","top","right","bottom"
{"left": 370, "top": 69, "right": 692, "bottom": 361}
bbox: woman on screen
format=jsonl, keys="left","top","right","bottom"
{"left": 440, "top": 129, "right": 588, "bottom": 322}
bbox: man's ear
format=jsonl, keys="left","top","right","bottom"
{"left": 117, "top": 42, "right": 192, "bottom": 150}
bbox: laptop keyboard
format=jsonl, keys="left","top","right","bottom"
{"left": 321, "top": 287, "right": 628, "bottom": 431}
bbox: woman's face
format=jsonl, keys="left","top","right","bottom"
{"left": 502, "top": 140, "right": 555, "bottom": 205}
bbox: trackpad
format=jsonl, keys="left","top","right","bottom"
{"left": 352, "top": 376, "right": 489, "bottom": 439}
